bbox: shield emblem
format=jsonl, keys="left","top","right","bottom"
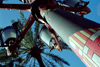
{"left": 69, "top": 28, "right": 100, "bottom": 67}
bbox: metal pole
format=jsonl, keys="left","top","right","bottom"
{"left": 0, "top": 4, "right": 31, "bottom": 11}
{"left": 40, "top": 8, "right": 100, "bottom": 67}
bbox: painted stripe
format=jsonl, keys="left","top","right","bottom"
{"left": 88, "top": 29, "right": 96, "bottom": 33}
{"left": 77, "top": 32, "right": 89, "bottom": 40}
{"left": 73, "top": 33, "right": 86, "bottom": 44}
{"left": 80, "top": 30, "right": 91, "bottom": 38}
{"left": 84, "top": 29, "right": 94, "bottom": 35}
{"left": 71, "top": 35, "right": 84, "bottom": 47}
{"left": 69, "top": 37, "right": 83, "bottom": 50}
{"left": 83, "top": 54, "right": 94, "bottom": 67}
{"left": 93, "top": 28, "right": 99, "bottom": 31}
{"left": 83, "top": 59, "right": 91, "bottom": 67}
{"left": 83, "top": 53, "right": 98, "bottom": 67}
{"left": 98, "top": 28, "right": 100, "bottom": 29}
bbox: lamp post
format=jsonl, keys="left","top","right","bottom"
{"left": 40, "top": 8, "right": 100, "bottom": 67}
{"left": 64, "top": 0, "right": 89, "bottom": 7}
{"left": 0, "top": 0, "right": 97, "bottom": 65}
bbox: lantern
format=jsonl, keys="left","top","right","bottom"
{"left": 0, "top": 22, "right": 19, "bottom": 47}
{"left": 39, "top": 25, "right": 62, "bottom": 51}
{"left": 64, "top": 0, "right": 89, "bottom": 7}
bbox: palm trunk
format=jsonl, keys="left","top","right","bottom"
{"left": 36, "top": 56, "right": 45, "bottom": 67}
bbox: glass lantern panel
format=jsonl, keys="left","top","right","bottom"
{"left": 2, "top": 28, "right": 16, "bottom": 43}
{"left": 39, "top": 26, "right": 52, "bottom": 46}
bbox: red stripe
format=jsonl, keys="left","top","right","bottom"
{"left": 93, "top": 28, "right": 99, "bottom": 31}
{"left": 84, "top": 29, "right": 94, "bottom": 35}
{"left": 77, "top": 32, "right": 88, "bottom": 40}
{"left": 71, "top": 35, "right": 84, "bottom": 47}
{"left": 83, "top": 55, "right": 94, "bottom": 67}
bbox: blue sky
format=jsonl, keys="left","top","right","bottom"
{"left": 0, "top": 0, "right": 100, "bottom": 67}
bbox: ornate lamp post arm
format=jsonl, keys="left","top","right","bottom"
{"left": 0, "top": 4, "right": 31, "bottom": 11}
{"left": 11, "top": 14, "right": 35, "bottom": 54}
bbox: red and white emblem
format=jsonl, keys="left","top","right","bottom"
{"left": 69, "top": 28, "right": 100, "bottom": 67}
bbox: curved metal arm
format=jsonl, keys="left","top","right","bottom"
{"left": 57, "top": 2, "right": 91, "bottom": 15}
{"left": 0, "top": 4, "right": 32, "bottom": 11}
{"left": 38, "top": 19, "right": 62, "bottom": 51}
{"left": 11, "top": 14, "right": 35, "bottom": 55}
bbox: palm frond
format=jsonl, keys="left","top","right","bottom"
{"left": 17, "top": 19, "right": 24, "bottom": 31}
{"left": 57, "top": 61, "right": 64, "bottom": 67}
{"left": 19, "top": 11, "right": 27, "bottom": 24}
{"left": 17, "top": 48, "right": 30, "bottom": 55}
{"left": 37, "top": 40, "right": 46, "bottom": 49}
{"left": 43, "top": 53, "right": 70, "bottom": 66}
{"left": 3, "top": 57, "right": 23, "bottom": 67}
{"left": 33, "top": 58, "right": 36, "bottom": 67}
{"left": 20, "top": 54, "right": 31, "bottom": 65}
{"left": 42, "top": 56, "right": 56, "bottom": 67}
{"left": 33, "top": 21, "right": 40, "bottom": 45}
{"left": 11, "top": 20, "right": 16, "bottom": 24}
{"left": 15, "top": 65, "right": 24, "bottom": 67}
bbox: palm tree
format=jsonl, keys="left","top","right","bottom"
{"left": 16, "top": 11, "right": 71, "bottom": 67}
{"left": 0, "top": 11, "right": 71, "bottom": 67}
{"left": 0, "top": 47, "right": 24, "bottom": 67}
